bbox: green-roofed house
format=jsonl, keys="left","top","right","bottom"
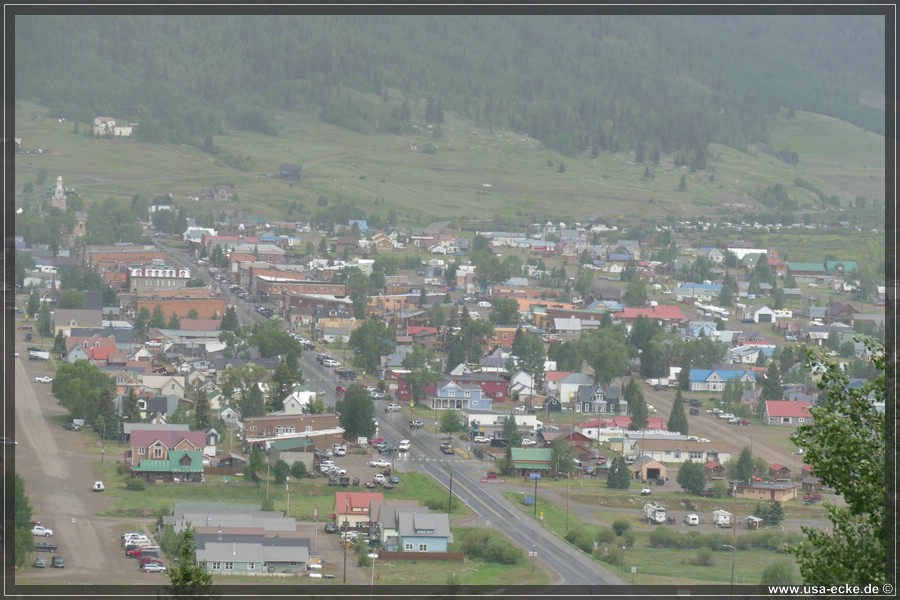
{"left": 786, "top": 262, "right": 831, "bottom": 285}
{"left": 129, "top": 449, "right": 204, "bottom": 482}
{"left": 824, "top": 260, "right": 858, "bottom": 278}
{"left": 510, "top": 447, "right": 554, "bottom": 477}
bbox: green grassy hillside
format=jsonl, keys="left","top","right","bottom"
{"left": 14, "top": 101, "right": 885, "bottom": 229}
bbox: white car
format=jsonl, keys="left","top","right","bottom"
{"left": 373, "top": 473, "right": 386, "bottom": 484}
{"left": 718, "top": 413, "right": 735, "bottom": 420}
{"left": 384, "top": 402, "right": 401, "bottom": 411}
{"left": 371, "top": 391, "right": 388, "bottom": 400}
{"left": 322, "top": 358, "right": 341, "bottom": 367}
{"left": 142, "top": 563, "right": 167, "bottom": 573}
{"left": 473, "top": 436, "right": 489, "bottom": 443}
{"left": 34, "top": 376, "right": 53, "bottom": 383}
{"left": 145, "top": 340, "right": 162, "bottom": 348}
{"left": 31, "top": 525, "right": 53, "bottom": 537}
{"left": 398, "top": 440, "right": 411, "bottom": 452}
{"left": 521, "top": 438, "right": 536, "bottom": 446}
{"left": 367, "top": 459, "right": 391, "bottom": 468}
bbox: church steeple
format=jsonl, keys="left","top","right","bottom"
{"left": 51, "top": 175, "right": 67, "bottom": 210}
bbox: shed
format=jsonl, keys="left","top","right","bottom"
{"left": 745, "top": 516, "right": 765, "bottom": 530}
{"left": 629, "top": 456, "right": 667, "bottom": 483}
{"left": 279, "top": 163, "right": 303, "bottom": 179}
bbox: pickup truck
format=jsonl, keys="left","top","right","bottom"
{"left": 34, "top": 542, "right": 59, "bottom": 552}
{"left": 384, "top": 403, "right": 401, "bottom": 412}
{"left": 440, "top": 442, "right": 454, "bottom": 455}
{"left": 409, "top": 420, "right": 424, "bottom": 429}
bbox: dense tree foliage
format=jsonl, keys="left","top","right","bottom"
{"left": 675, "top": 459, "right": 706, "bottom": 494}
{"left": 52, "top": 359, "right": 118, "bottom": 425}
{"left": 789, "top": 342, "right": 886, "bottom": 585}
{"left": 15, "top": 16, "right": 883, "bottom": 163}
{"left": 348, "top": 319, "right": 396, "bottom": 374}
{"left": 667, "top": 390, "right": 689, "bottom": 435}
{"left": 606, "top": 455, "right": 631, "bottom": 489}
{"left": 335, "top": 384, "right": 376, "bottom": 440}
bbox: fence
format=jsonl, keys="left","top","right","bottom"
{"left": 377, "top": 550, "right": 464, "bottom": 562}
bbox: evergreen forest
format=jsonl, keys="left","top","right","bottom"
{"left": 14, "top": 14, "right": 885, "bottom": 162}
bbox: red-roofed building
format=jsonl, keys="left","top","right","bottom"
{"left": 599, "top": 416, "right": 666, "bottom": 430}
{"left": 769, "top": 463, "right": 791, "bottom": 478}
{"left": 545, "top": 371, "right": 573, "bottom": 395}
{"left": 613, "top": 305, "right": 687, "bottom": 325}
{"left": 334, "top": 491, "right": 384, "bottom": 528}
{"left": 763, "top": 401, "right": 813, "bottom": 426}
{"left": 705, "top": 461, "right": 726, "bottom": 478}
{"left": 126, "top": 429, "right": 206, "bottom": 468}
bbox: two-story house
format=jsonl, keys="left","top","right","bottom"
{"left": 572, "top": 383, "right": 625, "bottom": 414}
{"left": 126, "top": 428, "right": 206, "bottom": 482}
{"left": 689, "top": 368, "right": 756, "bottom": 393}
{"left": 431, "top": 379, "right": 491, "bottom": 412}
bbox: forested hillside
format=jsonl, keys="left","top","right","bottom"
{"left": 15, "top": 14, "right": 884, "bottom": 161}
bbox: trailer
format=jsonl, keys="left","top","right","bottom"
{"left": 29, "top": 350, "right": 50, "bottom": 361}
{"left": 712, "top": 509, "right": 733, "bottom": 528}
{"left": 643, "top": 502, "right": 667, "bottom": 525}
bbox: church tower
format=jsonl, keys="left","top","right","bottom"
{"left": 50, "top": 175, "right": 66, "bottom": 210}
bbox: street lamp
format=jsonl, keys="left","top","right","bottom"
{"left": 722, "top": 544, "right": 736, "bottom": 598}
{"left": 531, "top": 544, "right": 536, "bottom": 574}
{"left": 367, "top": 551, "right": 379, "bottom": 599}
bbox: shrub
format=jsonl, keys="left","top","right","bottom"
{"left": 648, "top": 526, "right": 678, "bottom": 548}
{"left": 621, "top": 530, "right": 636, "bottom": 548}
{"left": 695, "top": 547, "right": 715, "bottom": 566}
{"left": 597, "top": 546, "right": 625, "bottom": 566}
{"left": 565, "top": 529, "right": 595, "bottom": 554}
{"left": 484, "top": 539, "right": 521, "bottom": 565}
{"left": 596, "top": 528, "right": 616, "bottom": 544}
{"left": 125, "top": 478, "right": 146, "bottom": 491}
{"left": 612, "top": 518, "right": 631, "bottom": 536}
{"left": 760, "top": 562, "right": 796, "bottom": 584}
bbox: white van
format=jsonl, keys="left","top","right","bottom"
{"left": 477, "top": 301, "right": 492, "bottom": 308}
{"left": 92, "top": 481, "right": 105, "bottom": 492}
{"left": 398, "top": 440, "right": 410, "bottom": 452}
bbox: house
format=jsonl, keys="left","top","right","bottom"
{"left": 140, "top": 374, "right": 186, "bottom": 398}
{"left": 734, "top": 481, "right": 800, "bottom": 502}
{"left": 689, "top": 368, "right": 756, "bottom": 392}
{"left": 279, "top": 163, "right": 303, "bottom": 179}
{"left": 53, "top": 308, "right": 103, "bottom": 337}
{"left": 768, "top": 463, "right": 791, "bottom": 479}
{"left": 544, "top": 371, "right": 573, "bottom": 395}
{"left": 334, "top": 491, "right": 384, "bottom": 528}
{"left": 126, "top": 428, "right": 206, "bottom": 475}
{"left": 196, "top": 538, "right": 310, "bottom": 575}
{"left": 371, "top": 500, "right": 424, "bottom": 550}
{"left": 507, "top": 370, "right": 537, "bottom": 398}
{"left": 129, "top": 449, "right": 205, "bottom": 482}
{"left": 431, "top": 379, "right": 490, "bottom": 412}
{"left": 573, "top": 384, "right": 626, "bottom": 415}
{"left": 396, "top": 511, "right": 453, "bottom": 553}
{"left": 557, "top": 372, "right": 594, "bottom": 406}
{"left": 787, "top": 262, "right": 831, "bottom": 285}
{"left": 634, "top": 440, "right": 736, "bottom": 466}
{"left": 277, "top": 390, "right": 318, "bottom": 415}
{"left": 705, "top": 461, "right": 726, "bottom": 479}
{"left": 763, "top": 401, "right": 813, "bottom": 426}
{"left": 628, "top": 455, "right": 667, "bottom": 482}
{"left": 522, "top": 394, "right": 563, "bottom": 414}
{"left": 448, "top": 372, "right": 507, "bottom": 402}
{"left": 220, "top": 406, "right": 240, "bottom": 426}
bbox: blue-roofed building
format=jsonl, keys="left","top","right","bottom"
{"left": 689, "top": 368, "right": 756, "bottom": 392}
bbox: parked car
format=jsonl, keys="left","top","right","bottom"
{"left": 322, "top": 358, "right": 341, "bottom": 367}
{"left": 409, "top": 420, "right": 424, "bottom": 429}
{"left": 521, "top": 438, "right": 536, "bottom": 446}
{"left": 142, "top": 563, "right": 167, "bottom": 573}
{"left": 34, "top": 376, "right": 53, "bottom": 383}
{"left": 51, "top": 556, "right": 64, "bottom": 568}
{"left": 640, "top": 487, "right": 652, "bottom": 496}
{"left": 473, "top": 435, "right": 489, "bottom": 443}
{"left": 699, "top": 488, "right": 715, "bottom": 497}
{"left": 34, "top": 557, "right": 46, "bottom": 568}
{"left": 389, "top": 475, "right": 400, "bottom": 485}
{"left": 324, "top": 522, "right": 338, "bottom": 534}
{"left": 367, "top": 459, "right": 391, "bottom": 468}
{"left": 63, "top": 422, "right": 81, "bottom": 431}
{"left": 32, "top": 525, "right": 53, "bottom": 537}
{"left": 689, "top": 408, "right": 700, "bottom": 415}
{"left": 373, "top": 473, "right": 386, "bottom": 484}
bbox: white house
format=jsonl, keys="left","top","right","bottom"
{"left": 557, "top": 373, "right": 594, "bottom": 406}
{"left": 744, "top": 305, "right": 777, "bottom": 324}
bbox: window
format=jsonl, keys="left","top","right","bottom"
{"left": 447, "top": 390, "right": 455, "bottom": 397}
{"left": 248, "top": 562, "right": 255, "bottom": 570}
{"left": 418, "top": 544, "right": 428, "bottom": 552}
{"left": 249, "top": 425, "right": 257, "bottom": 432}
{"left": 224, "top": 562, "right": 233, "bottom": 571}
{"left": 471, "top": 400, "right": 478, "bottom": 407}
{"left": 305, "top": 425, "right": 313, "bottom": 433}
{"left": 152, "top": 446, "right": 164, "bottom": 458}
{"left": 797, "top": 418, "right": 805, "bottom": 423}
{"left": 674, "top": 450, "right": 681, "bottom": 459}
{"left": 689, "top": 451, "right": 704, "bottom": 460}
{"left": 404, "top": 543, "right": 414, "bottom": 551}
{"left": 138, "top": 448, "right": 146, "bottom": 455}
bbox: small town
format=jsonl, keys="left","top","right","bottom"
{"left": 7, "top": 12, "right": 888, "bottom": 595}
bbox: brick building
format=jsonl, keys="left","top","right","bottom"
{"left": 134, "top": 288, "right": 226, "bottom": 320}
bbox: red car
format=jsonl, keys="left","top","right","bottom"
{"left": 139, "top": 556, "right": 164, "bottom": 567}
{"left": 368, "top": 437, "right": 385, "bottom": 446}
{"left": 335, "top": 386, "right": 347, "bottom": 395}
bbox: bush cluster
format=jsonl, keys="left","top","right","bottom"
{"left": 565, "top": 529, "right": 596, "bottom": 554}
{"left": 461, "top": 530, "right": 523, "bottom": 565}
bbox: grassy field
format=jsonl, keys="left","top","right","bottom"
{"left": 500, "top": 490, "right": 803, "bottom": 585}
{"left": 14, "top": 100, "right": 885, "bottom": 228}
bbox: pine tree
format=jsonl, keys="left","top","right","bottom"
{"left": 193, "top": 390, "right": 211, "bottom": 431}
{"left": 679, "top": 174, "right": 687, "bottom": 191}
{"left": 166, "top": 524, "right": 216, "bottom": 599}
{"left": 667, "top": 390, "right": 689, "bottom": 435}
{"left": 625, "top": 378, "right": 649, "bottom": 430}
{"left": 761, "top": 362, "right": 784, "bottom": 400}
{"left": 607, "top": 456, "right": 631, "bottom": 489}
